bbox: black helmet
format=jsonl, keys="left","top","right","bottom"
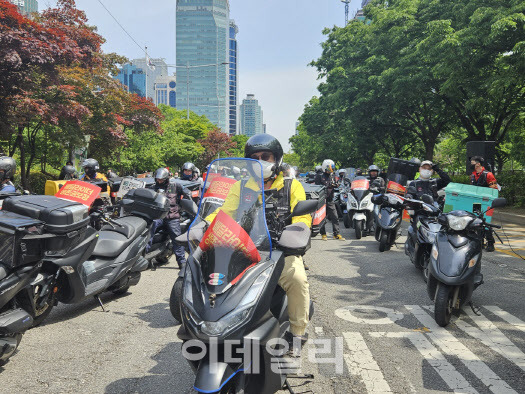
{"left": 62, "top": 165, "right": 77, "bottom": 180}
{"left": 368, "top": 165, "right": 379, "bottom": 172}
{"left": 181, "top": 162, "right": 196, "bottom": 180}
{"left": 0, "top": 156, "right": 16, "bottom": 181}
{"left": 244, "top": 134, "right": 283, "bottom": 166}
{"left": 154, "top": 168, "right": 170, "bottom": 181}
{"left": 82, "top": 158, "right": 99, "bottom": 177}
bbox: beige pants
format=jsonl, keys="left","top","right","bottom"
{"left": 278, "top": 255, "right": 310, "bottom": 336}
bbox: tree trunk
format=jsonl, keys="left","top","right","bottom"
{"left": 17, "top": 126, "right": 28, "bottom": 190}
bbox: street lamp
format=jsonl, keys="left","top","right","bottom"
{"left": 166, "top": 62, "right": 230, "bottom": 120}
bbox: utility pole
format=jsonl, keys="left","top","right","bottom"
{"left": 145, "top": 46, "right": 148, "bottom": 100}
{"left": 186, "top": 61, "right": 190, "bottom": 120}
{"left": 341, "top": 0, "right": 351, "bottom": 25}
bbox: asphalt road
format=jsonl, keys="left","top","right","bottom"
{"left": 1, "top": 221, "right": 524, "bottom": 394}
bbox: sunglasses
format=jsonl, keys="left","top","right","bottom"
{"left": 250, "top": 152, "right": 274, "bottom": 161}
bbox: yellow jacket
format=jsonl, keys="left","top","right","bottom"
{"left": 206, "top": 173, "right": 312, "bottom": 228}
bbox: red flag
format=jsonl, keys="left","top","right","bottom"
{"left": 55, "top": 180, "right": 102, "bottom": 207}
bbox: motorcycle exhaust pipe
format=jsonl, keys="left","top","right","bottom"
{"left": 0, "top": 335, "right": 20, "bottom": 361}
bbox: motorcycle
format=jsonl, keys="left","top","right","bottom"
{"left": 1, "top": 189, "right": 169, "bottom": 327}
{"left": 173, "top": 158, "right": 318, "bottom": 393}
{"left": 346, "top": 176, "right": 375, "bottom": 239}
{"left": 427, "top": 197, "right": 506, "bottom": 327}
{"left": 404, "top": 192, "right": 442, "bottom": 280}
{"left": 372, "top": 174, "right": 407, "bottom": 252}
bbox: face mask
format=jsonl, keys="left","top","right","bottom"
{"left": 419, "top": 169, "right": 433, "bottom": 180}
{"left": 260, "top": 160, "right": 276, "bottom": 179}
{"left": 470, "top": 164, "right": 476, "bottom": 171}
{"left": 181, "top": 173, "right": 192, "bottom": 180}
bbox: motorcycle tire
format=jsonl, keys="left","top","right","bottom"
{"left": 343, "top": 213, "right": 351, "bottom": 229}
{"left": 379, "top": 230, "right": 388, "bottom": 253}
{"left": 17, "top": 285, "right": 56, "bottom": 328}
{"left": 336, "top": 204, "right": 343, "bottom": 220}
{"left": 374, "top": 225, "right": 381, "bottom": 241}
{"left": 434, "top": 284, "right": 454, "bottom": 327}
{"left": 169, "top": 277, "right": 183, "bottom": 322}
{"left": 112, "top": 285, "right": 131, "bottom": 296}
{"left": 354, "top": 220, "right": 362, "bottom": 240}
{"left": 0, "top": 333, "right": 22, "bottom": 366}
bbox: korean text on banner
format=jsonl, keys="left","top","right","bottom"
{"left": 55, "top": 180, "right": 102, "bottom": 207}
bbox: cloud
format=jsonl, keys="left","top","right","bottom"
{"left": 239, "top": 66, "right": 320, "bottom": 151}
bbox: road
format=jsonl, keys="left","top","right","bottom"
{"left": 1, "top": 221, "right": 524, "bottom": 393}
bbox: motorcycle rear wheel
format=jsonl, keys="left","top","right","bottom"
{"left": 169, "top": 277, "right": 183, "bottom": 322}
{"left": 17, "top": 285, "right": 56, "bottom": 327}
{"left": 434, "top": 284, "right": 454, "bottom": 327}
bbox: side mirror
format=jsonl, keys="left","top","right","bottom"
{"left": 491, "top": 198, "right": 506, "bottom": 209}
{"left": 292, "top": 200, "right": 318, "bottom": 217}
{"left": 421, "top": 194, "right": 435, "bottom": 205}
{"left": 180, "top": 198, "right": 198, "bottom": 217}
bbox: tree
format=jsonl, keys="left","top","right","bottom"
{"left": 230, "top": 134, "right": 249, "bottom": 158}
{"left": 197, "top": 129, "right": 237, "bottom": 168}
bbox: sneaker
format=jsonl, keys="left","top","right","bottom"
{"left": 321, "top": 234, "right": 328, "bottom": 241}
{"left": 486, "top": 243, "right": 495, "bottom": 252}
{"left": 284, "top": 331, "right": 308, "bottom": 357}
{"left": 334, "top": 234, "right": 345, "bottom": 240}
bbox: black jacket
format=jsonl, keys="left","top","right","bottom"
{"left": 412, "top": 169, "right": 451, "bottom": 200}
{"left": 315, "top": 172, "right": 337, "bottom": 202}
{"left": 154, "top": 181, "right": 191, "bottom": 220}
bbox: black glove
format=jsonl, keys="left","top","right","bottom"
{"left": 432, "top": 163, "right": 440, "bottom": 172}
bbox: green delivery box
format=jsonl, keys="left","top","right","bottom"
{"left": 444, "top": 183, "right": 499, "bottom": 223}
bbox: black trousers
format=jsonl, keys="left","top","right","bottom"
{"left": 320, "top": 201, "right": 340, "bottom": 236}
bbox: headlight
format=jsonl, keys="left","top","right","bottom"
{"left": 348, "top": 195, "right": 358, "bottom": 208}
{"left": 200, "top": 266, "right": 272, "bottom": 336}
{"left": 447, "top": 215, "right": 474, "bottom": 231}
{"left": 361, "top": 200, "right": 369, "bottom": 208}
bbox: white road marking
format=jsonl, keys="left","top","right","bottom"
{"left": 314, "top": 326, "right": 324, "bottom": 335}
{"left": 485, "top": 306, "right": 525, "bottom": 333}
{"left": 335, "top": 305, "right": 404, "bottom": 325}
{"left": 454, "top": 309, "right": 525, "bottom": 371}
{"left": 406, "top": 305, "right": 517, "bottom": 394}
{"left": 342, "top": 332, "right": 392, "bottom": 393}
{"left": 371, "top": 332, "right": 478, "bottom": 394}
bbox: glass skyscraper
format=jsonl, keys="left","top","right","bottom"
{"left": 240, "top": 94, "right": 264, "bottom": 137}
{"left": 116, "top": 64, "right": 147, "bottom": 97}
{"left": 228, "top": 20, "right": 239, "bottom": 136}
{"left": 9, "top": 0, "right": 38, "bottom": 16}
{"left": 176, "top": 0, "right": 230, "bottom": 132}
{"left": 115, "top": 58, "right": 168, "bottom": 101}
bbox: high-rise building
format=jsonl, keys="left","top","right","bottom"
{"left": 116, "top": 64, "right": 147, "bottom": 97}
{"left": 9, "top": 0, "right": 38, "bottom": 16}
{"left": 295, "top": 121, "right": 300, "bottom": 135}
{"left": 228, "top": 20, "right": 239, "bottom": 136}
{"left": 115, "top": 59, "right": 168, "bottom": 101}
{"left": 240, "top": 94, "right": 264, "bottom": 137}
{"left": 176, "top": 0, "right": 230, "bottom": 132}
{"left": 154, "top": 75, "right": 177, "bottom": 108}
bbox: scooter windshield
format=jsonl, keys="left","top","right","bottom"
{"left": 351, "top": 177, "right": 370, "bottom": 201}
{"left": 187, "top": 159, "right": 271, "bottom": 294}
{"left": 386, "top": 174, "right": 408, "bottom": 196}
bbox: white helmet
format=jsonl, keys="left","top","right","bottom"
{"left": 322, "top": 159, "right": 335, "bottom": 173}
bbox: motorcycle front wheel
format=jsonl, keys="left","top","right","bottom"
{"left": 169, "top": 277, "right": 183, "bottom": 322}
{"left": 18, "top": 285, "right": 56, "bottom": 327}
{"left": 434, "top": 284, "right": 454, "bottom": 327}
{"left": 379, "top": 230, "right": 389, "bottom": 252}
{"left": 343, "top": 213, "right": 351, "bottom": 228}
{"left": 354, "top": 220, "right": 363, "bottom": 239}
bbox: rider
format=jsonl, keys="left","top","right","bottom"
{"left": 206, "top": 134, "right": 312, "bottom": 351}
{"left": 367, "top": 165, "right": 385, "bottom": 191}
{"left": 59, "top": 163, "right": 78, "bottom": 180}
{"left": 79, "top": 158, "right": 108, "bottom": 182}
{"left": 181, "top": 162, "right": 197, "bottom": 181}
{"left": 0, "top": 156, "right": 16, "bottom": 193}
{"left": 411, "top": 160, "right": 451, "bottom": 200}
{"left": 316, "top": 159, "right": 345, "bottom": 241}
{"left": 147, "top": 168, "right": 191, "bottom": 268}
{"left": 470, "top": 156, "right": 498, "bottom": 252}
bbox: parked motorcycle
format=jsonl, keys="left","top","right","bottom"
{"left": 372, "top": 174, "right": 407, "bottom": 252}
{"left": 346, "top": 176, "right": 375, "bottom": 239}
{"left": 404, "top": 192, "right": 442, "bottom": 280}
{"left": 1, "top": 189, "right": 169, "bottom": 327}
{"left": 427, "top": 197, "right": 506, "bottom": 327}
{"left": 174, "top": 158, "right": 317, "bottom": 393}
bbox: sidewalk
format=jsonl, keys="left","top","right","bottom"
{"left": 491, "top": 207, "right": 525, "bottom": 260}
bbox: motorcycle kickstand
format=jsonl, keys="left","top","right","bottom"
{"left": 94, "top": 295, "right": 108, "bottom": 312}
{"left": 468, "top": 301, "right": 482, "bottom": 316}
{"left": 284, "top": 374, "right": 315, "bottom": 394}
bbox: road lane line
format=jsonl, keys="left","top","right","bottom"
{"left": 485, "top": 306, "right": 525, "bottom": 333}
{"left": 342, "top": 332, "right": 392, "bottom": 393}
{"left": 454, "top": 310, "right": 525, "bottom": 372}
{"left": 405, "top": 305, "right": 516, "bottom": 394}
{"left": 371, "top": 332, "right": 478, "bottom": 394}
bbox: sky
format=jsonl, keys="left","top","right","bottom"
{"left": 45, "top": 0, "right": 361, "bottom": 150}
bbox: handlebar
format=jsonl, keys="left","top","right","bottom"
{"left": 485, "top": 222, "right": 501, "bottom": 229}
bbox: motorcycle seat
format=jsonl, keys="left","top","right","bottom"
{"left": 100, "top": 216, "right": 147, "bottom": 239}
{"left": 93, "top": 217, "right": 147, "bottom": 258}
